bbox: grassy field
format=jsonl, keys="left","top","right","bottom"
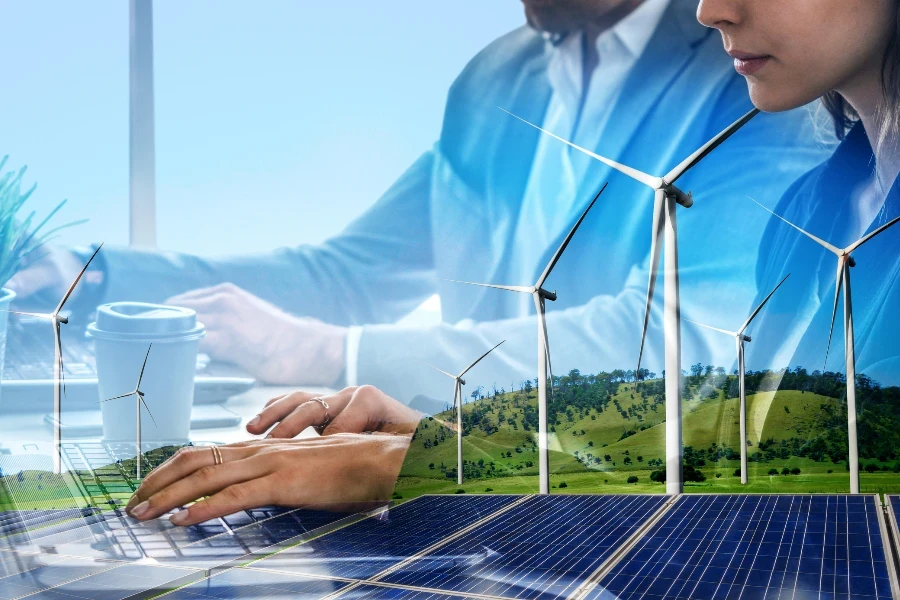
{"left": 398, "top": 381, "right": 900, "bottom": 499}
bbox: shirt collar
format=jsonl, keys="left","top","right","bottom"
{"left": 544, "top": 0, "right": 672, "bottom": 104}
{"left": 611, "top": 0, "right": 672, "bottom": 59}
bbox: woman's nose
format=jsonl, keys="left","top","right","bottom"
{"left": 697, "top": 0, "right": 743, "bottom": 30}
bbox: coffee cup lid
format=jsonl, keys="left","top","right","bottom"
{"left": 86, "top": 302, "right": 206, "bottom": 342}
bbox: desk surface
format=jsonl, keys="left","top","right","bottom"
{"left": 0, "top": 385, "right": 336, "bottom": 450}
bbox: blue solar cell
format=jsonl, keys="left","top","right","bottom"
{"left": 340, "top": 583, "right": 465, "bottom": 599}
{"left": 590, "top": 495, "right": 894, "bottom": 600}
{"left": 248, "top": 494, "right": 519, "bottom": 581}
{"left": 161, "top": 566, "right": 348, "bottom": 599}
{"left": 380, "top": 494, "right": 668, "bottom": 599}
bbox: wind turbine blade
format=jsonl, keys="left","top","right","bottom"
{"left": 0, "top": 310, "right": 52, "bottom": 319}
{"left": 442, "top": 279, "right": 533, "bottom": 294}
{"left": 683, "top": 319, "right": 736, "bottom": 338}
{"left": 665, "top": 108, "right": 760, "bottom": 184}
{"left": 499, "top": 107, "right": 663, "bottom": 189}
{"left": 101, "top": 392, "right": 135, "bottom": 402}
{"left": 737, "top": 273, "right": 790, "bottom": 335}
{"left": 136, "top": 344, "right": 152, "bottom": 388}
{"left": 748, "top": 197, "right": 841, "bottom": 255}
{"left": 427, "top": 363, "right": 458, "bottom": 381}
{"left": 534, "top": 295, "right": 554, "bottom": 400}
{"left": 846, "top": 214, "right": 900, "bottom": 253}
{"left": 536, "top": 182, "right": 609, "bottom": 288}
{"left": 823, "top": 258, "right": 845, "bottom": 370}
{"left": 55, "top": 243, "right": 103, "bottom": 314}
{"left": 458, "top": 340, "right": 506, "bottom": 378}
{"left": 139, "top": 396, "right": 157, "bottom": 427}
{"left": 637, "top": 196, "right": 665, "bottom": 374}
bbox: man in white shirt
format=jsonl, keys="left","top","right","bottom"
{"left": 12, "top": 0, "right": 831, "bottom": 412}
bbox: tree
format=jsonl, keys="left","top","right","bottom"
{"left": 627, "top": 475, "right": 639, "bottom": 484}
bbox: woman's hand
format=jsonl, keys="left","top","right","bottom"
{"left": 125, "top": 433, "right": 411, "bottom": 526}
{"left": 245, "top": 385, "right": 422, "bottom": 438}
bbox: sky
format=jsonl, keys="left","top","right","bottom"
{"left": 0, "top": 0, "right": 524, "bottom": 255}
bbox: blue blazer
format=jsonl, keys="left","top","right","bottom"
{"left": 750, "top": 122, "right": 900, "bottom": 387}
{"left": 91, "top": 0, "right": 832, "bottom": 403}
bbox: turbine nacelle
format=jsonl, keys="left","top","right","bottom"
{"left": 537, "top": 288, "right": 557, "bottom": 302}
{"left": 56, "top": 315, "right": 69, "bottom": 325}
{"left": 667, "top": 185, "right": 694, "bottom": 209}
{"left": 458, "top": 378, "right": 466, "bottom": 387}
{"left": 741, "top": 334, "right": 752, "bottom": 343}
{"left": 846, "top": 255, "right": 857, "bottom": 268}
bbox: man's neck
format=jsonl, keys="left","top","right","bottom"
{"left": 580, "top": 1, "right": 645, "bottom": 93}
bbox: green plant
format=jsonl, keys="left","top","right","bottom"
{"left": 627, "top": 476, "right": 639, "bottom": 484}
{"left": 0, "top": 157, "right": 85, "bottom": 288}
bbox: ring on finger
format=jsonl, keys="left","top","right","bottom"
{"left": 307, "top": 397, "right": 331, "bottom": 428}
{"left": 210, "top": 445, "right": 223, "bottom": 466}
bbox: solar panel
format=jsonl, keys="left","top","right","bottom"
{"left": 160, "top": 566, "right": 349, "bottom": 599}
{"left": 589, "top": 494, "right": 894, "bottom": 600}
{"left": 245, "top": 495, "right": 520, "bottom": 581}
{"left": 338, "top": 583, "right": 468, "bottom": 598}
{"left": 888, "top": 496, "right": 900, "bottom": 537}
{"left": 379, "top": 494, "right": 667, "bottom": 599}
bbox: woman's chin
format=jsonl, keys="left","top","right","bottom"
{"left": 746, "top": 81, "right": 816, "bottom": 114}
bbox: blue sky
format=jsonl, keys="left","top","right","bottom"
{"left": 0, "top": 0, "right": 524, "bottom": 254}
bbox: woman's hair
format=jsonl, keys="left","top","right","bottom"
{"left": 822, "top": 1, "right": 900, "bottom": 145}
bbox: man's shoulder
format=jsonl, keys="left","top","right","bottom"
{"left": 446, "top": 25, "right": 546, "bottom": 108}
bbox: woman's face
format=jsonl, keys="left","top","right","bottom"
{"left": 697, "top": 0, "right": 895, "bottom": 113}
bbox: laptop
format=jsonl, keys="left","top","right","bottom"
{"left": 1, "top": 315, "right": 255, "bottom": 431}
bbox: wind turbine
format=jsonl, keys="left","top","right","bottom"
{"left": 448, "top": 183, "right": 608, "bottom": 494}
{"left": 101, "top": 344, "right": 155, "bottom": 479}
{"left": 750, "top": 197, "right": 900, "bottom": 494}
{"left": 5, "top": 244, "right": 103, "bottom": 473}
{"left": 684, "top": 273, "right": 790, "bottom": 485}
{"left": 428, "top": 340, "right": 505, "bottom": 485}
{"left": 501, "top": 107, "right": 760, "bottom": 494}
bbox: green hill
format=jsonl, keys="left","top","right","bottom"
{"left": 398, "top": 372, "right": 900, "bottom": 497}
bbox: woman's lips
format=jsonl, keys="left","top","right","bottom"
{"left": 729, "top": 51, "right": 771, "bottom": 76}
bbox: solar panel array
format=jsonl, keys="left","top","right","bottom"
{"left": 379, "top": 494, "right": 667, "bottom": 599}
{"left": 2, "top": 494, "right": 897, "bottom": 600}
{"left": 590, "top": 494, "right": 894, "bottom": 600}
{"left": 218, "top": 494, "right": 521, "bottom": 581}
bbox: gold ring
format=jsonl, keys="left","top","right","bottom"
{"left": 211, "top": 445, "right": 223, "bottom": 466}
{"left": 309, "top": 397, "right": 331, "bottom": 428}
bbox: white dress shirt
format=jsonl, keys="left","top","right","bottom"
{"left": 348, "top": 0, "right": 671, "bottom": 388}
{"left": 511, "top": 0, "right": 670, "bottom": 314}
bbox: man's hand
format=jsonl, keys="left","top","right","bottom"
{"left": 124, "top": 433, "right": 411, "bottom": 526}
{"left": 246, "top": 385, "right": 422, "bottom": 438}
{"left": 166, "top": 283, "right": 347, "bottom": 386}
{"left": 6, "top": 245, "right": 84, "bottom": 301}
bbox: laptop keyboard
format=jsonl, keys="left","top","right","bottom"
{"left": 0, "top": 442, "right": 356, "bottom": 569}
{"left": 3, "top": 320, "right": 96, "bottom": 380}
{"left": 62, "top": 441, "right": 185, "bottom": 506}
{"left": 2, "top": 318, "right": 211, "bottom": 381}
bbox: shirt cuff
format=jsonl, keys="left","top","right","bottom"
{"left": 345, "top": 326, "right": 363, "bottom": 387}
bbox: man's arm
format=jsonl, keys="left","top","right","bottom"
{"left": 97, "top": 152, "right": 438, "bottom": 327}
